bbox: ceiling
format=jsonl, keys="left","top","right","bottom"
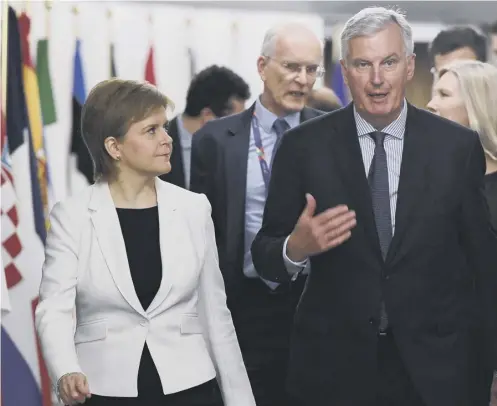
{"left": 162, "top": 1, "right": 497, "bottom": 25}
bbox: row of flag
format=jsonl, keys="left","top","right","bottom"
{"left": 1, "top": 5, "right": 157, "bottom": 405}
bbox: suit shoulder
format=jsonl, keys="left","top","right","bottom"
{"left": 194, "top": 110, "right": 249, "bottom": 140}
{"left": 157, "top": 179, "right": 210, "bottom": 212}
{"left": 286, "top": 106, "right": 348, "bottom": 138}
{"left": 53, "top": 185, "right": 93, "bottom": 215}
{"left": 414, "top": 107, "right": 478, "bottom": 145}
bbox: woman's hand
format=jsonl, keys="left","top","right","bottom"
{"left": 58, "top": 372, "right": 91, "bottom": 405}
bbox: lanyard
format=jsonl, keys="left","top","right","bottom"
{"left": 251, "top": 113, "right": 280, "bottom": 192}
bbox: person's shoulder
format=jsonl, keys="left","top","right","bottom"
{"left": 157, "top": 179, "right": 210, "bottom": 213}
{"left": 289, "top": 104, "right": 352, "bottom": 139}
{"left": 53, "top": 184, "right": 93, "bottom": 215}
{"left": 194, "top": 108, "right": 252, "bottom": 141}
{"left": 411, "top": 105, "right": 478, "bottom": 146}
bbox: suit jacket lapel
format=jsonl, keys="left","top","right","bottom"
{"left": 146, "top": 178, "right": 175, "bottom": 315}
{"left": 225, "top": 105, "right": 253, "bottom": 265}
{"left": 300, "top": 106, "right": 320, "bottom": 123}
{"left": 89, "top": 182, "right": 146, "bottom": 316}
{"left": 329, "top": 104, "right": 383, "bottom": 262}
{"left": 387, "top": 105, "right": 430, "bottom": 266}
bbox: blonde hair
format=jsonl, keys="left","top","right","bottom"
{"left": 439, "top": 60, "right": 497, "bottom": 161}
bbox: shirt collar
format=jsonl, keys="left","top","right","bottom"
{"left": 177, "top": 115, "right": 192, "bottom": 138}
{"left": 254, "top": 97, "right": 300, "bottom": 132}
{"left": 353, "top": 99, "right": 407, "bottom": 139}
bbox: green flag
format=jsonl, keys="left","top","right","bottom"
{"left": 36, "top": 39, "right": 57, "bottom": 125}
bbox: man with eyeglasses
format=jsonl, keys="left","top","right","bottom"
{"left": 189, "top": 22, "right": 323, "bottom": 406}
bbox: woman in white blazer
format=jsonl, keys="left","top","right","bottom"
{"left": 35, "top": 79, "right": 255, "bottom": 406}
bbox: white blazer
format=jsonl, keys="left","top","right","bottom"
{"left": 35, "top": 179, "right": 255, "bottom": 405}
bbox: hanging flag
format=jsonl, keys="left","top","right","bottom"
{"left": 2, "top": 7, "right": 51, "bottom": 406}
{"left": 331, "top": 61, "right": 350, "bottom": 106}
{"left": 145, "top": 45, "right": 156, "bottom": 85}
{"left": 18, "top": 11, "right": 50, "bottom": 232}
{"left": 1, "top": 111, "right": 16, "bottom": 316}
{"left": 69, "top": 39, "right": 92, "bottom": 188}
{"left": 36, "top": 39, "right": 57, "bottom": 126}
{"left": 110, "top": 43, "right": 117, "bottom": 77}
{"left": 36, "top": 38, "right": 57, "bottom": 209}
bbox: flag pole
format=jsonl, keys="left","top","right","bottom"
{"left": 45, "top": 0, "right": 52, "bottom": 39}
{"left": 1, "top": 0, "right": 8, "bottom": 109}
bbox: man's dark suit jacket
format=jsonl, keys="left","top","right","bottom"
{"left": 160, "top": 116, "right": 186, "bottom": 188}
{"left": 251, "top": 103, "right": 497, "bottom": 406}
{"left": 189, "top": 103, "right": 321, "bottom": 349}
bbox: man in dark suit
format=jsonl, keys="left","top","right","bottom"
{"left": 190, "top": 23, "right": 323, "bottom": 406}
{"left": 160, "top": 65, "right": 249, "bottom": 188}
{"left": 251, "top": 7, "right": 497, "bottom": 406}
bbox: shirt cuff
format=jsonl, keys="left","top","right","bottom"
{"left": 282, "top": 235, "right": 308, "bottom": 277}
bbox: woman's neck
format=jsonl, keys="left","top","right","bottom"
{"left": 108, "top": 175, "right": 157, "bottom": 209}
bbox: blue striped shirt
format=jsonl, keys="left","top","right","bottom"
{"left": 353, "top": 101, "right": 407, "bottom": 234}
{"left": 283, "top": 101, "right": 408, "bottom": 274}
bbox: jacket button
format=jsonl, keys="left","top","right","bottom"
{"left": 140, "top": 320, "right": 148, "bottom": 327}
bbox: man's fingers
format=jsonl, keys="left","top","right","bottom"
{"left": 313, "top": 205, "right": 353, "bottom": 226}
{"left": 320, "top": 215, "right": 357, "bottom": 237}
{"left": 324, "top": 230, "right": 353, "bottom": 250}
{"left": 301, "top": 193, "right": 317, "bottom": 218}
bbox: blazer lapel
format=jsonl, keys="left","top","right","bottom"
{"left": 89, "top": 182, "right": 146, "bottom": 316}
{"left": 146, "top": 178, "right": 176, "bottom": 315}
{"left": 329, "top": 104, "right": 383, "bottom": 261}
{"left": 387, "top": 105, "right": 430, "bottom": 266}
{"left": 225, "top": 105, "right": 253, "bottom": 266}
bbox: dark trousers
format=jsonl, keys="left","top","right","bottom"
{"left": 288, "top": 330, "right": 426, "bottom": 406}
{"left": 376, "top": 330, "right": 425, "bottom": 406}
{"left": 82, "top": 379, "right": 223, "bottom": 406}
{"left": 244, "top": 348, "right": 289, "bottom": 406}
{"left": 230, "top": 276, "right": 305, "bottom": 406}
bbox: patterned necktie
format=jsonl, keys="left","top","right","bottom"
{"left": 368, "top": 131, "right": 392, "bottom": 333}
{"left": 368, "top": 131, "right": 392, "bottom": 258}
{"left": 271, "top": 118, "right": 290, "bottom": 166}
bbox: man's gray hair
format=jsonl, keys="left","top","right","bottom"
{"left": 260, "top": 23, "right": 320, "bottom": 57}
{"left": 340, "top": 7, "right": 414, "bottom": 61}
{"left": 261, "top": 25, "right": 280, "bottom": 57}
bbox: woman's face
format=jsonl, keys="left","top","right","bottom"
{"left": 109, "top": 107, "right": 173, "bottom": 178}
{"left": 427, "top": 72, "right": 469, "bottom": 127}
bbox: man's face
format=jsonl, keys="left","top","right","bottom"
{"left": 258, "top": 31, "right": 323, "bottom": 116}
{"left": 341, "top": 23, "right": 415, "bottom": 129}
{"left": 433, "top": 46, "right": 478, "bottom": 77}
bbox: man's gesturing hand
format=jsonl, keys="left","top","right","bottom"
{"left": 286, "top": 194, "right": 356, "bottom": 262}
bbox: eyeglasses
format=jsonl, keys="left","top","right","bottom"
{"left": 265, "top": 56, "right": 325, "bottom": 78}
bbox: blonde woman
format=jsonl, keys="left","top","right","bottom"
{"left": 428, "top": 60, "right": 497, "bottom": 405}
{"left": 35, "top": 79, "right": 255, "bottom": 406}
{"left": 427, "top": 60, "right": 497, "bottom": 230}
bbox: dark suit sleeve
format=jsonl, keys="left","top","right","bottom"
{"left": 190, "top": 127, "right": 217, "bottom": 203}
{"left": 251, "top": 128, "right": 307, "bottom": 283}
{"left": 459, "top": 133, "right": 497, "bottom": 368}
